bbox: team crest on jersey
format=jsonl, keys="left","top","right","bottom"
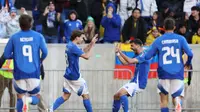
{"left": 69, "top": 24, "right": 72, "bottom": 26}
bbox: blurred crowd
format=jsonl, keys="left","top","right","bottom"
{"left": 1, "top": 0, "right": 200, "bottom": 45}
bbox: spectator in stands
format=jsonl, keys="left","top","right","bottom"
{"left": 146, "top": 26, "right": 161, "bottom": 46}
{"left": 148, "top": 11, "right": 163, "bottom": 29}
{"left": 189, "top": 6, "right": 200, "bottom": 35}
{"left": 192, "top": 27, "right": 200, "bottom": 44}
{"left": 0, "top": 7, "right": 27, "bottom": 38}
{"left": 137, "top": 0, "right": 158, "bottom": 23}
{"left": 84, "top": 16, "right": 100, "bottom": 43}
{"left": 101, "top": 2, "right": 121, "bottom": 43}
{"left": 118, "top": 0, "right": 136, "bottom": 27}
{"left": 54, "top": 0, "right": 71, "bottom": 23}
{"left": 0, "top": 0, "right": 13, "bottom": 9}
{"left": 91, "top": 0, "right": 107, "bottom": 29}
{"left": 69, "top": 0, "right": 88, "bottom": 24}
{"left": 62, "top": 10, "right": 82, "bottom": 43}
{"left": 42, "top": 1, "right": 60, "bottom": 43}
{"left": 122, "top": 8, "right": 147, "bottom": 44}
{"left": 177, "top": 24, "right": 192, "bottom": 44}
{"left": 184, "top": 0, "right": 197, "bottom": 16}
{"left": 32, "top": 5, "right": 42, "bottom": 33}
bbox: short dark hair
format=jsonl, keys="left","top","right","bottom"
{"left": 130, "top": 39, "right": 143, "bottom": 46}
{"left": 70, "top": 30, "right": 85, "bottom": 41}
{"left": 132, "top": 8, "right": 141, "bottom": 14}
{"left": 164, "top": 18, "right": 175, "bottom": 30}
{"left": 19, "top": 14, "right": 32, "bottom": 31}
{"left": 191, "top": 6, "right": 200, "bottom": 11}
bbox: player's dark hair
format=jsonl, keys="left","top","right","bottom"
{"left": 164, "top": 17, "right": 175, "bottom": 30}
{"left": 70, "top": 30, "right": 85, "bottom": 41}
{"left": 19, "top": 14, "right": 32, "bottom": 31}
{"left": 130, "top": 39, "right": 143, "bottom": 46}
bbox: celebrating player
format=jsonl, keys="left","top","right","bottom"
{"left": 3, "top": 14, "right": 48, "bottom": 112}
{"left": 113, "top": 39, "right": 150, "bottom": 112}
{"left": 50, "top": 30, "right": 98, "bottom": 112}
{"left": 144, "top": 18, "right": 193, "bottom": 112}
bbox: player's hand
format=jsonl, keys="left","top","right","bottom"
{"left": 91, "top": 34, "right": 98, "bottom": 45}
{"left": 184, "top": 64, "right": 191, "bottom": 70}
{"left": 115, "top": 43, "right": 121, "bottom": 53}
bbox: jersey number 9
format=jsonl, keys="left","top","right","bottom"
{"left": 162, "top": 46, "right": 180, "bottom": 65}
{"left": 22, "top": 45, "right": 33, "bottom": 62}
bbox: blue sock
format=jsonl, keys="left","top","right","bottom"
{"left": 83, "top": 99, "right": 93, "bottom": 112}
{"left": 17, "top": 98, "right": 23, "bottom": 112}
{"left": 112, "top": 100, "right": 120, "bottom": 112}
{"left": 161, "top": 107, "right": 169, "bottom": 112}
{"left": 31, "top": 96, "right": 39, "bottom": 105}
{"left": 120, "top": 95, "right": 128, "bottom": 112}
{"left": 53, "top": 97, "right": 65, "bottom": 110}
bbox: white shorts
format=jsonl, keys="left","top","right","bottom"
{"left": 118, "top": 82, "right": 144, "bottom": 97}
{"left": 13, "top": 78, "right": 40, "bottom": 95}
{"left": 63, "top": 78, "right": 89, "bottom": 96}
{"left": 157, "top": 79, "right": 184, "bottom": 98}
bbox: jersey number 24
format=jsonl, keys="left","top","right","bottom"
{"left": 162, "top": 46, "right": 180, "bottom": 65}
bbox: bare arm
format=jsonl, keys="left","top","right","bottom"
{"left": 83, "top": 34, "right": 98, "bottom": 53}
{"left": 118, "top": 50, "right": 139, "bottom": 64}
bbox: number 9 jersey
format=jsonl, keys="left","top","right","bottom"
{"left": 145, "top": 33, "right": 193, "bottom": 80}
{"left": 3, "top": 30, "right": 48, "bottom": 80}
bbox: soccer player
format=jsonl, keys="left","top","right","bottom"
{"left": 144, "top": 18, "right": 193, "bottom": 112}
{"left": 50, "top": 30, "right": 98, "bottom": 112}
{"left": 113, "top": 39, "right": 150, "bottom": 112}
{"left": 3, "top": 14, "right": 48, "bottom": 112}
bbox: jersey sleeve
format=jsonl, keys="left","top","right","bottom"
{"left": 145, "top": 41, "right": 158, "bottom": 60}
{"left": 182, "top": 38, "right": 193, "bottom": 65}
{"left": 136, "top": 52, "right": 146, "bottom": 64}
{"left": 72, "top": 45, "right": 84, "bottom": 57}
{"left": 40, "top": 34, "right": 48, "bottom": 61}
{"left": 4, "top": 36, "right": 13, "bottom": 59}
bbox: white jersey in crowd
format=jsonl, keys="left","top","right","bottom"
{"left": 137, "top": 0, "right": 158, "bottom": 17}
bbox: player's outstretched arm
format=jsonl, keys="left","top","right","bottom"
{"left": 83, "top": 34, "right": 98, "bottom": 53}
{"left": 144, "top": 42, "right": 157, "bottom": 60}
{"left": 4, "top": 37, "right": 13, "bottom": 59}
{"left": 117, "top": 50, "right": 139, "bottom": 64}
{"left": 40, "top": 35, "right": 48, "bottom": 62}
{"left": 81, "top": 35, "right": 98, "bottom": 60}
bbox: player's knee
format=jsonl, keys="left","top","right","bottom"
{"left": 17, "top": 94, "right": 24, "bottom": 99}
{"left": 82, "top": 94, "right": 89, "bottom": 100}
{"left": 114, "top": 93, "right": 120, "bottom": 100}
{"left": 63, "top": 93, "right": 71, "bottom": 101}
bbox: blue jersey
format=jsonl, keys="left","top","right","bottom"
{"left": 64, "top": 19, "right": 83, "bottom": 41}
{"left": 64, "top": 41, "right": 84, "bottom": 80}
{"left": 145, "top": 33, "right": 193, "bottom": 80}
{"left": 130, "top": 51, "right": 150, "bottom": 89}
{"left": 4, "top": 30, "right": 48, "bottom": 80}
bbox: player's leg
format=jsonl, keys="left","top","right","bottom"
{"left": 13, "top": 79, "right": 27, "bottom": 112}
{"left": 157, "top": 79, "right": 170, "bottom": 112}
{"left": 52, "top": 92, "right": 71, "bottom": 111}
{"left": 51, "top": 78, "right": 72, "bottom": 111}
{"left": 171, "top": 80, "right": 184, "bottom": 112}
{"left": 82, "top": 94, "right": 93, "bottom": 112}
{"left": 113, "top": 88, "right": 129, "bottom": 112}
{"left": 113, "top": 82, "right": 139, "bottom": 112}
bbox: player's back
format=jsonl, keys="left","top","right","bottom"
{"left": 9, "top": 30, "right": 45, "bottom": 80}
{"left": 154, "top": 32, "right": 187, "bottom": 80}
